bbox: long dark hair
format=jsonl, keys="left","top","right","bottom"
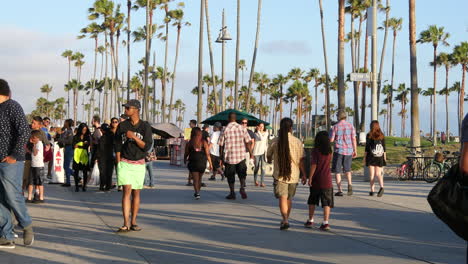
{"left": 76, "top": 123, "right": 90, "bottom": 139}
{"left": 369, "top": 120, "right": 384, "bottom": 140}
{"left": 278, "top": 118, "right": 293, "bottom": 180}
{"left": 314, "top": 131, "right": 332, "bottom": 155}
{"left": 189, "top": 127, "right": 203, "bottom": 148}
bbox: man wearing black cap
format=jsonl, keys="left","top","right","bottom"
{"left": 115, "top": 99, "right": 153, "bottom": 232}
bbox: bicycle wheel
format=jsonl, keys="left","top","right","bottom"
{"left": 424, "top": 163, "right": 441, "bottom": 183}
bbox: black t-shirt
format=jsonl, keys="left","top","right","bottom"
{"left": 115, "top": 119, "right": 153, "bottom": 161}
{"left": 202, "top": 130, "right": 210, "bottom": 141}
{"left": 365, "top": 134, "right": 386, "bottom": 158}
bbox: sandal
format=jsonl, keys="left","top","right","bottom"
{"left": 130, "top": 225, "right": 142, "bottom": 231}
{"left": 117, "top": 226, "right": 130, "bottom": 233}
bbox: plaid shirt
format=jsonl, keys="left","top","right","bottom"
{"left": 330, "top": 120, "right": 356, "bottom": 156}
{"left": 219, "top": 122, "right": 251, "bottom": 164}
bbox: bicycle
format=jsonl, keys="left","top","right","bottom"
{"left": 423, "top": 150, "right": 460, "bottom": 183}
{"left": 397, "top": 146, "right": 428, "bottom": 181}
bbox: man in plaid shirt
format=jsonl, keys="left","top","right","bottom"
{"left": 329, "top": 109, "right": 357, "bottom": 196}
{"left": 219, "top": 112, "right": 253, "bottom": 200}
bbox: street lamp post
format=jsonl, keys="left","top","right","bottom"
{"left": 216, "top": 9, "right": 232, "bottom": 111}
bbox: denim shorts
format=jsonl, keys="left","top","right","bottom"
{"left": 331, "top": 153, "right": 352, "bottom": 173}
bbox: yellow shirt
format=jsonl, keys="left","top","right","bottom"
{"left": 267, "top": 133, "right": 305, "bottom": 184}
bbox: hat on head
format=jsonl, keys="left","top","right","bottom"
{"left": 122, "top": 99, "right": 141, "bottom": 110}
{"left": 214, "top": 122, "right": 222, "bottom": 128}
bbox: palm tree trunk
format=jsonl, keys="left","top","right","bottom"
{"left": 390, "top": 30, "right": 397, "bottom": 136}
{"left": 351, "top": 15, "right": 360, "bottom": 131}
{"left": 409, "top": 0, "right": 421, "bottom": 147}
{"left": 152, "top": 52, "right": 157, "bottom": 123}
{"left": 430, "top": 96, "right": 433, "bottom": 137}
{"left": 197, "top": 0, "right": 205, "bottom": 123}
{"left": 204, "top": 0, "right": 218, "bottom": 115}
{"left": 337, "top": 0, "right": 346, "bottom": 110}
{"left": 314, "top": 83, "right": 318, "bottom": 135}
{"left": 246, "top": 0, "right": 262, "bottom": 111}
{"left": 67, "top": 58, "right": 71, "bottom": 119}
{"left": 432, "top": 45, "right": 438, "bottom": 145}
{"left": 169, "top": 26, "right": 182, "bottom": 123}
{"left": 127, "top": 0, "right": 131, "bottom": 102}
{"left": 360, "top": 29, "right": 369, "bottom": 132}
{"left": 460, "top": 65, "right": 466, "bottom": 135}
{"left": 90, "top": 37, "right": 98, "bottom": 124}
{"left": 143, "top": 0, "right": 151, "bottom": 120}
{"left": 445, "top": 65, "right": 449, "bottom": 140}
{"left": 378, "top": 0, "right": 390, "bottom": 112}
{"left": 318, "top": 0, "right": 330, "bottom": 129}
{"left": 233, "top": 0, "right": 241, "bottom": 110}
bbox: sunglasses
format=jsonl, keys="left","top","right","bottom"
{"left": 241, "top": 122, "right": 248, "bottom": 124}
{"left": 112, "top": 121, "right": 119, "bottom": 124}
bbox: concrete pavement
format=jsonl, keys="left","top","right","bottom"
{"left": 1, "top": 161, "right": 465, "bottom": 264}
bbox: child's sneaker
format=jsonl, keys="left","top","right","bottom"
{"left": 304, "top": 220, "right": 314, "bottom": 228}
{"left": 319, "top": 224, "right": 330, "bottom": 231}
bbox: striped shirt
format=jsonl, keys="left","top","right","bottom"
{"left": 330, "top": 120, "right": 356, "bottom": 156}
{"left": 218, "top": 122, "right": 252, "bottom": 164}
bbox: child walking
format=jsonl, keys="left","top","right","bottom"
{"left": 305, "top": 131, "right": 334, "bottom": 231}
{"left": 27, "top": 130, "right": 45, "bottom": 203}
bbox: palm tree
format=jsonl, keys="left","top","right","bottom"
{"left": 40, "top": 84, "right": 53, "bottom": 100}
{"left": 421, "top": 88, "right": 435, "bottom": 135}
{"left": 418, "top": 25, "right": 450, "bottom": 144}
{"left": 451, "top": 42, "right": 468, "bottom": 133}
{"left": 234, "top": 0, "right": 241, "bottom": 109}
{"left": 238, "top": 59, "right": 247, "bottom": 87}
{"left": 65, "top": 79, "right": 84, "bottom": 123}
{"left": 61, "top": 50, "right": 73, "bottom": 118}
{"left": 434, "top": 52, "right": 454, "bottom": 139}
{"left": 272, "top": 74, "right": 288, "bottom": 122}
{"left": 168, "top": 5, "right": 190, "bottom": 122}
{"left": 78, "top": 21, "right": 103, "bottom": 122}
{"left": 225, "top": 80, "right": 235, "bottom": 108}
{"left": 379, "top": 109, "right": 388, "bottom": 133}
{"left": 318, "top": 0, "right": 331, "bottom": 129}
{"left": 381, "top": 84, "right": 392, "bottom": 135}
{"left": 377, "top": 0, "right": 390, "bottom": 111}
{"left": 203, "top": 0, "right": 218, "bottom": 116}
{"left": 450, "top": 82, "right": 461, "bottom": 131}
{"left": 337, "top": 0, "right": 346, "bottom": 110}
{"left": 409, "top": 0, "right": 421, "bottom": 147}
{"left": 245, "top": 0, "right": 263, "bottom": 112}
{"left": 288, "top": 81, "right": 308, "bottom": 138}
{"left": 395, "top": 83, "right": 409, "bottom": 137}
{"left": 387, "top": 17, "right": 403, "bottom": 136}
{"left": 126, "top": 0, "right": 132, "bottom": 101}
{"left": 197, "top": 0, "right": 205, "bottom": 122}
{"left": 254, "top": 73, "right": 270, "bottom": 120}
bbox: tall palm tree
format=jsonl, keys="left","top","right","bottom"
{"left": 418, "top": 25, "right": 450, "bottom": 144}
{"left": 225, "top": 80, "right": 235, "bottom": 108}
{"left": 65, "top": 79, "right": 84, "bottom": 123}
{"left": 337, "top": 0, "right": 346, "bottom": 110}
{"left": 61, "top": 50, "right": 73, "bottom": 118}
{"left": 197, "top": 0, "right": 205, "bottom": 122}
{"left": 449, "top": 81, "right": 461, "bottom": 131}
{"left": 318, "top": 0, "right": 331, "bottom": 129}
{"left": 381, "top": 84, "right": 392, "bottom": 135}
{"left": 272, "top": 74, "right": 288, "bottom": 122}
{"left": 40, "top": 84, "right": 53, "bottom": 100}
{"left": 387, "top": 17, "right": 402, "bottom": 136}
{"left": 203, "top": 0, "right": 218, "bottom": 116}
{"left": 245, "top": 0, "right": 263, "bottom": 111}
{"left": 421, "top": 88, "right": 435, "bottom": 135}
{"left": 168, "top": 6, "right": 190, "bottom": 123}
{"left": 78, "top": 21, "right": 103, "bottom": 122}
{"left": 409, "top": 0, "right": 421, "bottom": 147}
{"left": 433, "top": 52, "right": 454, "bottom": 139}
{"left": 377, "top": 0, "right": 390, "bottom": 111}
{"left": 451, "top": 42, "right": 468, "bottom": 133}
{"left": 234, "top": 0, "right": 241, "bottom": 109}
{"left": 395, "top": 83, "right": 409, "bottom": 137}
{"left": 254, "top": 73, "right": 270, "bottom": 120}
{"left": 288, "top": 81, "right": 309, "bottom": 138}
{"left": 126, "top": 0, "right": 132, "bottom": 101}
{"left": 238, "top": 59, "right": 247, "bottom": 87}
{"left": 304, "top": 69, "right": 320, "bottom": 134}
{"left": 161, "top": 0, "right": 175, "bottom": 121}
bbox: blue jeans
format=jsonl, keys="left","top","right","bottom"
{"left": 254, "top": 155, "right": 265, "bottom": 184}
{"left": 144, "top": 162, "right": 154, "bottom": 187}
{"left": 0, "top": 161, "right": 32, "bottom": 240}
{"left": 64, "top": 145, "right": 74, "bottom": 184}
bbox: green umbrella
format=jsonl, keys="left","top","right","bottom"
{"left": 202, "top": 109, "right": 270, "bottom": 127}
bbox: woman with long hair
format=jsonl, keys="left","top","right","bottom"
{"left": 305, "top": 131, "right": 334, "bottom": 231}
{"left": 97, "top": 123, "right": 114, "bottom": 191}
{"left": 184, "top": 127, "right": 212, "bottom": 199}
{"left": 363, "top": 120, "right": 386, "bottom": 197}
{"left": 110, "top": 117, "right": 119, "bottom": 134}
{"left": 72, "top": 123, "right": 91, "bottom": 192}
{"left": 110, "top": 117, "right": 120, "bottom": 190}
{"left": 267, "top": 118, "right": 306, "bottom": 230}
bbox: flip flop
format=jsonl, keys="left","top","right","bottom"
{"left": 117, "top": 226, "right": 130, "bottom": 233}
{"left": 130, "top": 225, "right": 142, "bottom": 231}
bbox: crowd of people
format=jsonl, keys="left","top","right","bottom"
{"left": 0, "top": 78, "right": 391, "bottom": 249}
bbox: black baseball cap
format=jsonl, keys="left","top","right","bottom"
{"left": 122, "top": 99, "right": 141, "bottom": 110}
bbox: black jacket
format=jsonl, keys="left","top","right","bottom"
{"left": 115, "top": 119, "right": 153, "bottom": 161}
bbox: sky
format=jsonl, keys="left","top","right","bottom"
{"left": 1, "top": 0, "right": 467, "bottom": 135}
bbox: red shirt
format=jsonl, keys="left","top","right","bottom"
{"left": 310, "top": 148, "right": 333, "bottom": 189}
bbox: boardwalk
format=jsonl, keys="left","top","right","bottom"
{"left": 1, "top": 161, "right": 465, "bottom": 264}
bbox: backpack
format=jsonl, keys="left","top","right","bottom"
{"left": 370, "top": 140, "right": 384, "bottom": 158}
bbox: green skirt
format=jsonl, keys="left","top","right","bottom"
{"left": 117, "top": 161, "right": 146, "bottom": 190}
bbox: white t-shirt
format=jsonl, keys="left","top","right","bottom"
{"left": 210, "top": 131, "right": 221, "bottom": 157}
{"left": 253, "top": 131, "right": 269, "bottom": 156}
{"left": 32, "top": 141, "right": 44, "bottom": 168}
